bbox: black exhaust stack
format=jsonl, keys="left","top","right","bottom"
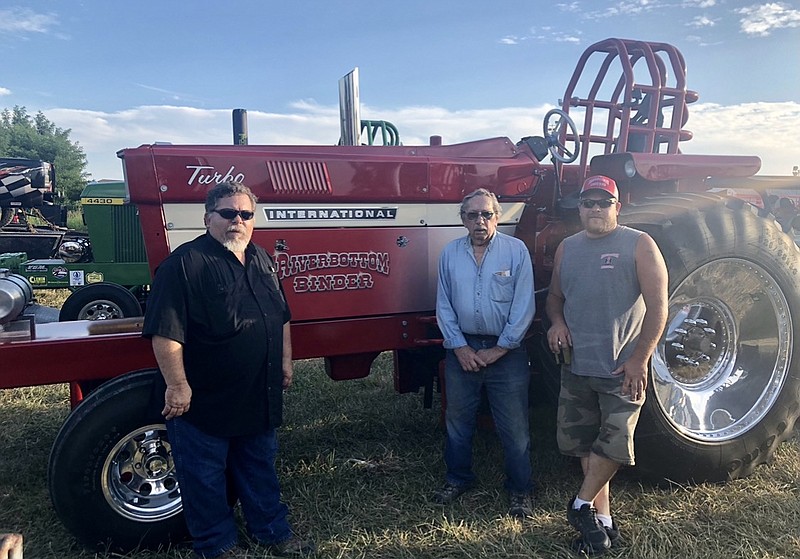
{"left": 233, "top": 109, "right": 248, "bottom": 145}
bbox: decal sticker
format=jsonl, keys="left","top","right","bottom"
{"left": 29, "top": 276, "right": 46, "bottom": 285}
{"left": 81, "top": 197, "right": 123, "bottom": 205}
{"left": 265, "top": 208, "right": 397, "bottom": 221}
{"left": 24, "top": 264, "right": 47, "bottom": 272}
{"left": 275, "top": 251, "right": 390, "bottom": 293}
{"left": 52, "top": 266, "right": 68, "bottom": 279}
{"left": 70, "top": 270, "right": 85, "bottom": 287}
{"left": 87, "top": 272, "right": 104, "bottom": 284}
{"left": 186, "top": 165, "right": 245, "bottom": 186}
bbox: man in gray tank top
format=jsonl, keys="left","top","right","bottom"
{"left": 546, "top": 175, "right": 668, "bottom": 556}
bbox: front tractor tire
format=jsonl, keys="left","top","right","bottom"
{"left": 48, "top": 370, "right": 187, "bottom": 550}
{"left": 620, "top": 193, "right": 800, "bottom": 482}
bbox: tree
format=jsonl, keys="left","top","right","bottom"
{"left": 0, "top": 106, "right": 88, "bottom": 207}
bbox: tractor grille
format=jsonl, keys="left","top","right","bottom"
{"left": 267, "top": 160, "right": 332, "bottom": 194}
{"left": 113, "top": 205, "right": 147, "bottom": 262}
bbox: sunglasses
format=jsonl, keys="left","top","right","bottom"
{"left": 579, "top": 198, "right": 616, "bottom": 209}
{"left": 211, "top": 208, "right": 255, "bottom": 221}
{"left": 464, "top": 210, "right": 495, "bottom": 221}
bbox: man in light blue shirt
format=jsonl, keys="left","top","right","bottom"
{"left": 434, "top": 188, "right": 536, "bottom": 518}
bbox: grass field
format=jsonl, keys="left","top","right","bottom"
{"left": 1, "top": 346, "right": 800, "bottom": 559}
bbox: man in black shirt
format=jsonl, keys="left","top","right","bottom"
{"left": 143, "top": 181, "right": 314, "bottom": 559}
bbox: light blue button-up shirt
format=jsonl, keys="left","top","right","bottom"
{"left": 436, "top": 231, "right": 535, "bottom": 350}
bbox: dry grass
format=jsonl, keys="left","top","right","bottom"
{"left": 1, "top": 354, "right": 799, "bottom": 558}
{"left": 31, "top": 288, "right": 71, "bottom": 309}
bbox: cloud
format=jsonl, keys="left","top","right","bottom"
{"left": 551, "top": 0, "right": 716, "bottom": 23}
{"left": 507, "top": 1, "right": 724, "bottom": 44}
{"left": 685, "top": 35, "right": 724, "bottom": 46}
{"left": 40, "top": 101, "right": 799, "bottom": 180}
{"left": 584, "top": 0, "right": 663, "bottom": 19}
{"left": 688, "top": 15, "right": 716, "bottom": 27}
{"left": 0, "top": 87, "right": 11, "bottom": 96}
{"left": 499, "top": 28, "right": 581, "bottom": 45}
{"left": 0, "top": 7, "right": 58, "bottom": 34}
{"left": 737, "top": 2, "right": 800, "bottom": 36}
{"left": 680, "top": 101, "right": 800, "bottom": 174}
{"left": 134, "top": 83, "right": 210, "bottom": 105}
{"left": 556, "top": 2, "right": 581, "bottom": 11}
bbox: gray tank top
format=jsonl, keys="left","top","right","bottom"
{"left": 560, "top": 225, "right": 646, "bottom": 377}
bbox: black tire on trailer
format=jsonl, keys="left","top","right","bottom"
{"left": 48, "top": 369, "right": 187, "bottom": 551}
{"left": 0, "top": 208, "right": 15, "bottom": 228}
{"left": 620, "top": 193, "right": 800, "bottom": 483}
{"left": 59, "top": 282, "right": 142, "bottom": 321}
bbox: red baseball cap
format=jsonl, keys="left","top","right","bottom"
{"left": 580, "top": 175, "right": 619, "bottom": 199}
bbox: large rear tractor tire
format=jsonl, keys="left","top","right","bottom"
{"left": 48, "top": 370, "right": 187, "bottom": 550}
{"left": 59, "top": 282, "right": 142, "bottom": 321}
{"left": 620, "top": 193, "right": 800, "bottom": 482}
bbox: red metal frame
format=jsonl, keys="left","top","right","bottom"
{"left": 559, "top": 38, "right": 699, "bottom": 181}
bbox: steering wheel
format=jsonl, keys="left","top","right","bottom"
{"left": 543, "top": 108, "right": 580, "bottom": 164}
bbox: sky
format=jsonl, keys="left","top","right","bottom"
{"left": 0, "top": 0, "right": 799, "bottom": 180}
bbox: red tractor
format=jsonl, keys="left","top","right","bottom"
{"left": 2, "top": 38, "right": 800, "bottom": 550}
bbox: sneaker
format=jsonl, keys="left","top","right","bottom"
{"left": 566, "top": 497, "right": 611, "bottom": 555}
{"left": 604, "top": 521, "right": 621, "bottom": 547}
{"left": 508, "top": 491, "right": 534, "bottom": 518}
{"left": 268, "top": 535, "right": 316, "bottom": 557}
{"left": 432, "top": 482, "right": 470, "bottom": 504}
{"left": 571, "top": 522, "right": 621, "bottom": 555}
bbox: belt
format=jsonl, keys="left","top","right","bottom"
{"left": 463, "top": 333, "right": 499, "bottom": 341}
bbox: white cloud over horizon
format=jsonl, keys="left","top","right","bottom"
{"left": 737, "top": 2, "right": 800, "bottom": 36}
{"left": 0, "top": 7, "right": 58, "bottom": 34}
{"left": 688, "top": 15, "right": 716, "bottom": 27}
{"left": 42, "top": 100, "right": 799, "bottom": 181}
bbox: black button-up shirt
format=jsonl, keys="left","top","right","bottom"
{"left": 143, "top": 233, "right": 291, "bottom": 437}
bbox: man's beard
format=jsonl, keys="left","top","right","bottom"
{"left": 222, "top": 237, "right": 249, "bottom": 253}
{"left": 222, "top": 226, "right": 250, "bottom": 253}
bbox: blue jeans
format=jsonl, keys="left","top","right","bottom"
{"left": 443, "top": 335, "right": 533, "bottom": 493}
{"left": 167, "top": 418, "right": 292, "bottom": 557}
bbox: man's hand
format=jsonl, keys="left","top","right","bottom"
{"left": 546, "top": 323, "right": 572, "bottom": 355}
{"left": 162, "top": 381, "right": 192, "bottom": 419}
{"left": 475, "top": 346, "right": 509, "bottom": 367}
{"left": 453, "top": 346, "right": 487, "bottom": 372}
{"left": 282, "top": 361, "right": 294, "bottom": 390}
{"left": 0, "top": 533, "right": 23, "bottom": 559}
{"left": 612, "top": 357, "right": 648, "bottom": 401}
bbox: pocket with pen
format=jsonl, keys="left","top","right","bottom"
{"left": 489, "top": 272, "right": 514, "bottom": 302}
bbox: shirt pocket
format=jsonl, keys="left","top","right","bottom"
{"left": 203, "top": 283, "right": 242, "bottom": 340}
{"left": 489, "top": 273, "right": 514, "bottom": 302}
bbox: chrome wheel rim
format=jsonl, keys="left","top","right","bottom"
{"left": 101, "top": 424, "right": 182, "bottom": 522}
{"left": 652, "top": 258, "right": 792, "bottom": 442}
{"left": 78, "top": 299, "right": 124, "bottom": 320}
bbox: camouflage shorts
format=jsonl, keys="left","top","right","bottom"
{"left": 556, "top": 366, "right": 644, "bottom": 466}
